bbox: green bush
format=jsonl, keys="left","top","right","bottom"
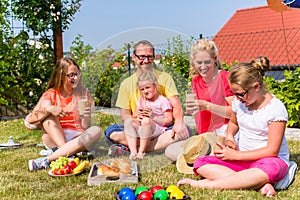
{"left": 160, "top": 35, "right": 193, "bottom": 103}
{"left": 265, "top": 68, "right": 300, "bottom": 128}
{"left": 69, "top": 39, "right": 129, "bottom": 108}
{"left": 84, "top": 48, "right": 127, "bottom": 107}
{"left": 0, "top": 31, "right": 53, "bottom": 110}
{"left": 222, "top": 61, "right": 300, "bottom": 128}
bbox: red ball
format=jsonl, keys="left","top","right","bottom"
{"left": 150, "top": 185, "right": 164, "bottom": 194}
{"left": 137, "top": 191, "right": 153, "bottom": 200}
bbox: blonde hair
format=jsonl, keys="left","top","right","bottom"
{"left": 137, "top": 70, "right": 158, "bottom": 87}
{"left": 228, "top": 56, "right": 270, "bottom": 89}
{"left": 189, "top": 38, "right": 221, "bottom": 77}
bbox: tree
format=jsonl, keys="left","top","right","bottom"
{"left": 11, "top": 0, "right": 82, "bottom": 62}
{"left": 0, "top": 0, "right": 82, "bottom": 112}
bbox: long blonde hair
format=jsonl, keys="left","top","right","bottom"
{"left": 189, "top": 38, "right": 222, "bottom": 77}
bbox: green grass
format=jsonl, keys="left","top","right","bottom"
{"left": 0, "top": 113, "right": 299, "bottom": 200}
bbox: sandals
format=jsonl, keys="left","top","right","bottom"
{"left": 28, "top": 109, "right": 50, "bottom": 124}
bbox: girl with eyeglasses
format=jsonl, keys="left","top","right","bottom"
{"left": 178, "top": 56, "right": 296, "bottom": 197}
{"left": 26, "top": 57, "right": 102, "bottom": 171}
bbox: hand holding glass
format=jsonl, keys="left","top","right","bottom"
{"left": 78, "top": 96, "right": 88, "bottom": 116}
{"left": 138, "top": 107, "right": 151, "bottom": 118}
{"left": 185, "top": 91, "right": 198, "bottom": 115}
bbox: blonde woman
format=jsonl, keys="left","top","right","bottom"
{"left": 165, "top": 38, "right": 234, "bottom": 161}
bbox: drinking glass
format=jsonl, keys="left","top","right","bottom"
{"left": 78, "top": 96, "right": 88, "bottom": 116}
{"left": 185, "top": 90, "right": 197, "bottom": 115}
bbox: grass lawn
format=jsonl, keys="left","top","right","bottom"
{"left": 0, "top": 112, "right": 299, "bottom": 200}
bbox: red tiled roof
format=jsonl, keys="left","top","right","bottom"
{"left": 112, "top": 62, "right": 121, "bottom": 67}
{"left": 213, "top": 6, "right": 300, "bottom": 66}
{"left": 112, "top": 62, "right": 121, "bottom": 68}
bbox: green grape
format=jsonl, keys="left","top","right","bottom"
{"left": 50, "top": 156, "right": 70, "bottom": 170}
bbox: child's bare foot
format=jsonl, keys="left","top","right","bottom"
{"left": 177, "top": 178, "right": 208, "bottom": 188}
{"left": 129, "top": 153, "right": 137, "bottom": 160}
{"left": 260, "top": 183, "right": 276, "bottom": 197}
{"left": 136, "top": 152, "right": 145, "bottom": 160}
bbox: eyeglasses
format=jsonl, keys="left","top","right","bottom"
{"left": 231, "top": 90, "right": 248, "bottom": 99}
{"left": 134, "top": 52, "right": 155, "bottom": 61}
{"left": 66, "top": 71, "right": 81, "bottom": 79}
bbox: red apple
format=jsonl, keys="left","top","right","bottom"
{"left": 67, "top": 160, "right": 77, "bottom": 169}
{"left": 150, "top": 185, "right": 164, "bottom": 194}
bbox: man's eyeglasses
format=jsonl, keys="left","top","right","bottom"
{"left": 134, "top": 52, "right": 155, "bottom": 61}
{"left": 231, "top": 90, "right": 248, "bottom": 99}
{"left": 66, "top": 71, "right": 81, "bottom": 79}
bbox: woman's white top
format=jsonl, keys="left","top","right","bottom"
{"left": 232, "top": 95, "right": 289, "bottom": 165}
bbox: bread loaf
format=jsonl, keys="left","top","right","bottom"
{"left": 97, "top": 165, "right": 120, "bottom": 177}
{"left": 97, "top": 159, "right": 131, "bottom": 177}
{"left": 110, "top": 159, "right": 131, "bottom": 174}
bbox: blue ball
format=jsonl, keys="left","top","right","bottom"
{"left": 121, "top": 190, "right": 136, "bottom": 200}
{"left": 118, "top": 187, "right": 133, "bottom": 198}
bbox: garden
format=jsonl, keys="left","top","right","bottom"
{"left": 1, "top": 1, "right": 300, "bottom": 199}
{"left": 1, "top": 113, "right": 299, "bottom": 199}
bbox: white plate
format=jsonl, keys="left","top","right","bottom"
{"left": 48, "top": 169, "right": 83, "bottom": 177}
{"left": 0, "top": 143, "right": 23, "bottom": 148}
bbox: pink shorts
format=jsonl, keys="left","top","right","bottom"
{"left": 194, "top": 156, "right": 288, "bottom": 184}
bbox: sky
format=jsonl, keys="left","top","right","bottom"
{"left": 63, "top": 0, "right": 267, "bottom": 51}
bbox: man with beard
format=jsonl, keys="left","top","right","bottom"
{"left": 105, "top": 40, "right": 191, "bottom": 156}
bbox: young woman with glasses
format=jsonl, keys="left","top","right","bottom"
{"left": 27, "top": 57, "right": 102, "bottom": 171}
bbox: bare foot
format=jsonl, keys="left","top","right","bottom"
{"left": 177, "top": 178, "right": 208, "bottom": 188}
{"left": 129, "top": 153, "right": 137, "bottom": 160}
{"left": 136, "top": 152, "right": 145, "bottom": 160}
{"left": 260, "top": 183, "right": 276, "bottom": 197}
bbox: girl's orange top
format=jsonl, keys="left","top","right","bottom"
{"left": 40, "top": 89, "right": 86, "bottom": 132}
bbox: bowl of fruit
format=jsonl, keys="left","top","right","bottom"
{"left": 48, "top": 156, "right": 89, "bottom": 177}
